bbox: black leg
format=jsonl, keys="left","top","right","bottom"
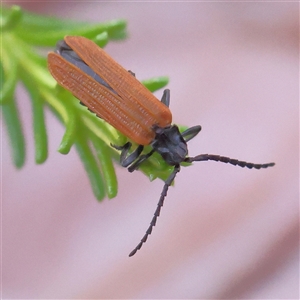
{"left": 128, "top": 149, "right": 156, "bottom": 173}
{"left": 181, "top": 125, "right": 202, "bottom": 142}
{"left": 111, "top": 142, "right": 144, "bottom": 168}
{"left": 128, "top": 70, "right": 135, "bottom": 77}
{"left": 161, "top": 89, "right": 170, "bottom": 107}
{"left": 121, "top": 145, "right": 144, "bottom": 168}
{"left": 129, "top": 164, "right": 181, "bottom": 257}
{"left": 185, "top": 154, "right": 275, "bottom": 169}
{"left": 111, "top": 141, "right": 131, "bottom": 160}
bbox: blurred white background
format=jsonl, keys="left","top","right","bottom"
{"left": 2, "top": 1, "right": 299, "bottom": 299}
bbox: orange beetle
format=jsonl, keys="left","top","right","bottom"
{"left": 48, "top": 36, "right": 275, "bottom": 257}
{"left": 48, "top": 36, "right": 171, "bottom": 145}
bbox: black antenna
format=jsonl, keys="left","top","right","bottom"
{"left": 129, "top": 165, "right": 181, "bottom": 257}
{"left": 185, "top": 154, "right": 275, "bottom": 169}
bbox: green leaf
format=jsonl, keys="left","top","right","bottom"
{"left": 21, "top": 72, "right": 48, "bottom": 164}
{"left": 93, "top": 32, "right": 109, "bottom": 48}
{"left": 2, "top": 99, "right": 26, "bottom": 168}
{"left": 14, "top": 11, "right": 127, "bottom": 47}
{"left": 90, "top": 133, "right": 118, "bottom": 199}
{"left": 75, "top": 129, "right": 106, "bottom": 201}
{"left": 142, "top": 76, "right": 169, "bottom": 93}
{"left": 0, "top": 47, "right": 19, "bottom": 104}
{"left": 1, "top": 5, "right": 23, "bottom": 31}
{"left": 58, "top": 112, "right": 77, "bottom": 155}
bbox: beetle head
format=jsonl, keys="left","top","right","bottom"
{"left": 151, "top": 125, "right": 188, "bottom": 165}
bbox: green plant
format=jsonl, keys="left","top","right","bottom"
{"left": 1, "top": 5, "right": 176, "bottom": 200}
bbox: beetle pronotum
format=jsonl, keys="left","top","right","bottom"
{"left": 48, "top": 36, "right": 275, "bottom": 257}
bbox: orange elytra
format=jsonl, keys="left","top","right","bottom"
{"left": 48, "top": 36, "right": 172, "bottom": 146}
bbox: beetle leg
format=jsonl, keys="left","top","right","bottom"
{"left": 111, "top": 142, "right": 144, "bottom": 168}
{"left": 128, "top": 70, "right": 135, "bottom": 77}
{"left": 111, "top": 141, "right": 131, "bottom": 153}
{"left": 121, "top": 145, "right": 144, "bottom": 168}
{"left": 161, "top": 89, "right": 170, "bottom": 107}
{"left": 181, "top": 125, "right": 202, "bottom": 142}
{"left": 129, "top": 164, "right": 181, "bottom": 257}
{"left": 128, "top": 149, "right": 156, "bottom": 173}
{"left": 185, "top": 154, "right": 275, "bottom": 169}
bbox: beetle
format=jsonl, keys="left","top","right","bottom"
{"left": 48, "top": 36, "right": 275, "bottom": 257}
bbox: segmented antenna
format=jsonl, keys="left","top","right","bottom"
{"left": 185, "top": 154, "right": 275, "bottom": 169}
{"left": 129, "top": 165, "right": 181, "bottom": 257}
{"left": 129, "top": 154, "right": 274, "bottom": 257}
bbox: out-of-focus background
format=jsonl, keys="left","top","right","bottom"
{"left": 2, "top": 2, "right": 299, "bottom": 299}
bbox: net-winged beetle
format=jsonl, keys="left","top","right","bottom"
{"left": 48, "top": 36, "right": 275, "bottom": 257}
